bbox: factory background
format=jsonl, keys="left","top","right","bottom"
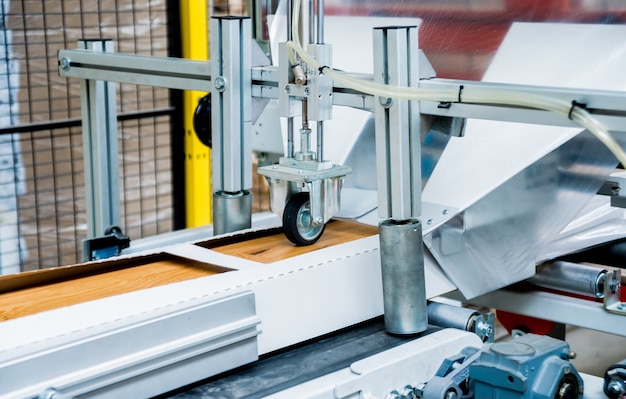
{"left": 0, "top": 0, "right": 624, "bottom": 391}
{"left": 0, "top": 0, "right": 624, "bottom": 274}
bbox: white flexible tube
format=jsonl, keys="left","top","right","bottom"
{"left": 287, "top": 0, "right": 626, "bottom": 167}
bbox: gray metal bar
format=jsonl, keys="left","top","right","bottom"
{"left": 373, "top": 26, "right": 427, "bottom": 336}
{"left": 59, "top": 48, "right": 626, "bottom": 133}
{"left": 251, "top": 65, "right": 626, "bottom": 131}
{"left": 79, "top": 40, "right": 121, "bottom": 240}
{"left": 317, "top": 0, "right": 324, "bottom": 44}
{"left": 59, "top": 49, "right": 212, "bottom": 91}
{"left": 210, "top": 16, "right": 253, "bottom": 234}
{"left": 2, "top": 291, "right": 260, "bottom": 399}
{"left": 373, "top": 26, "right": 421, "bottom": 221}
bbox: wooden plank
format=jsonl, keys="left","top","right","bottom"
{"left": 0, "top": 220, "right": 378, "bottom": 321}
{"left": 210, "top": 220, "right": 379, "bottom": 263}
{"left": 0, "top": 259, "right": 221, "bottom": 322}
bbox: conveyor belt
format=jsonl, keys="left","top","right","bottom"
{"left": 0, "top": 220, "right": 378, "bottom": 322}
{"left": 161, "top": 318, "right": 440, "bottom": 399}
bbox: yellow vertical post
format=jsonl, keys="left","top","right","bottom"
{"left": 180, "top": 0, "right": 211, "bottom": 227}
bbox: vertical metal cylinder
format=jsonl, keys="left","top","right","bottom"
{"left": 317, "top": 121, "right": 324, "bottom": 161}
{"left": 308, "top": 0, "right": 315, "bottom": 44}
{"left": 529, "top": 261, "right": 607, "bottom": 298}
{"left": 379, "top": 219, "right": 428, "bottom": 335}
{"left": 287, "top": 0, "right": 293, "bottom": 41}
{"left": 287, "top": 117, "right": 294, "bottom": 158}
{"left": 213, "top": 190, "right": 252, "bottom": 235}
{"left": 317, "top": 0, "right": 324, "bottom": 44}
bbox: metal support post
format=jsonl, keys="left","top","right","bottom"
{"left": 373, "top": 26, "right": 426, "bottom": 334}
{"left": 79, "top": 39, "right": 121, "bottom": 240}
{"left": 210, "top": 17, "right": 253, "bottom": 235}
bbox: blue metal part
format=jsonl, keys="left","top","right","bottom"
{"left": 421, "top": 334, "right": 583, "bottom": 399}
{"left": 470, "top": 334, "right": 583, "bottom": 399}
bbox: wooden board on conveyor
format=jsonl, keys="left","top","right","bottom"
{"left": 0, "top": 257, "right": 223, "bottom": 322}
{"left": 0, "top": 220, "right": 379, "bottom": 322}
{"left": 199, "top": 220, "right": 379, "bottom": 263}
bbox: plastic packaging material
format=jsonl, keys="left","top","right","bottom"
{"left": 286, "top": 0, "right": 626, "bottom": 169}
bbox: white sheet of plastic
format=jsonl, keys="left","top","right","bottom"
{"left": 423, "top": 22, "right": 626, "bottom": 298}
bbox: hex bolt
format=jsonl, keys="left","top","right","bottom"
{"left": 445, "top": 390, "right": 458, "bottom": 399}
{"left": 608, "top": 381, "right": 626, "bottom": 396}
{"left": 610, "top": 278, "right": 620, "bottom": 294}
{"left": 385, "top": 390, "right": 401, "bottom": 399}
{"left": 401, "top": 385, "right": 416, "bottom": 398}
{"left": 59, "top": 58, "right": 71, "bottom": 71}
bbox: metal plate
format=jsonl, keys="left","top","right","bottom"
{"left": 423, "top": 23, "right": 626, "bottom": 299}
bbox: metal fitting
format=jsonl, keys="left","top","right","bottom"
{"left": 292, "top": 64, "right": 307, "bottom": 85}
{"left": 610, "top": 278, "right": 621, "bottom": 294}
{"left": 379, "top": 96, "right": 393, "bottom": 108}
{"left": 59, "top": 58, "right": 71, "bottom": 71}
{"left": 213, "top": 76, "right": 226, "bottom": 92}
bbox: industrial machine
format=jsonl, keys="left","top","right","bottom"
{"left": 1, "top": 1, "right": 626, "bottom": 398}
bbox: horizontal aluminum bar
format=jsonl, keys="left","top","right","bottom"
{"left": 59, "top": 49, "right": 626, "bottom": 131}
{"left": 420, "top": 79, "right": 626, "bottom": 132}
{"left": 252, "top": 67, "right": 626, "bottom": 131}
{"left": 58, "top": 49, "right": 213, "bottom": 91}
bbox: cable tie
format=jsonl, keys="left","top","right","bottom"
{"left": 457, "top": 85, "right": 464, "bottom": 103}
{"left": 568, "top": 100, "right": 587, "bottom": 120}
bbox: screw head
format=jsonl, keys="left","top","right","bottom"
{"left": 214, "top": 76, "right": 226, "bottom": 92}
{"left": 304, "top": 87, "right": 311, "bottom": 96}
{"left": 284, "top": 85, "right": 292, "bottom": 94}
{"left": 59, "top": 58, "right": 71, "bottom": 71}
{"left": 379, "top": 96, "right": 393, "bottom": 108}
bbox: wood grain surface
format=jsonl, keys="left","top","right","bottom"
{"left": 210, "top": 220, "right": 378, "bottom": 263}
{"left": 0, "top": 259, "right": 221, "bottom": 322}
{"left": 0, "top": 220, "right": 378, "bottom": 321}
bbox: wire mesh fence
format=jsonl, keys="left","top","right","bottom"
{"left": 0, "top": 0, "right": 175, "bottom": 274}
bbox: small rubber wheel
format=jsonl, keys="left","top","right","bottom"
{"left": 283, "top": 192, "right": 325, "bottom": 246}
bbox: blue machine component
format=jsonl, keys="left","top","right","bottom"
{"left": 420, "top": 334, "right": 583, "bottom": 399}
{"left": 470, "top": 334, "right": 583, "bottom": 399}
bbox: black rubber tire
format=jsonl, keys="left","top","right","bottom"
{"left": 193, "top": 93, "right": 212, "bottom": 148}
{"left": 282, "top": 192, "right": 325, "bottom": 246}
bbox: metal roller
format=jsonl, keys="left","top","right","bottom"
{"left": 379, "top": 219, "right": 427, "bottom": 335}
{"left": 528, "top": 260, "right": 608, "bottom": 298}
{"left": 427, "top": 301, "right": 479, "bottom": 331}
{"left": 427, "top": 302, "right": 495, "bottom": 342}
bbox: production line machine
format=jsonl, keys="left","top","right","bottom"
{"left": 2, "top": 1, "right": 626, "bottom": 397}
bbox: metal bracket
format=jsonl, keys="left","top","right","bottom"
{"left": 82, "top": 226, "right": 130, "bottom": 262}
{"left": 604, "top": 269, "right": 626, "bottom": 315}
{"left": 418, "top": 347, "right": 480, "bottom": 399}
